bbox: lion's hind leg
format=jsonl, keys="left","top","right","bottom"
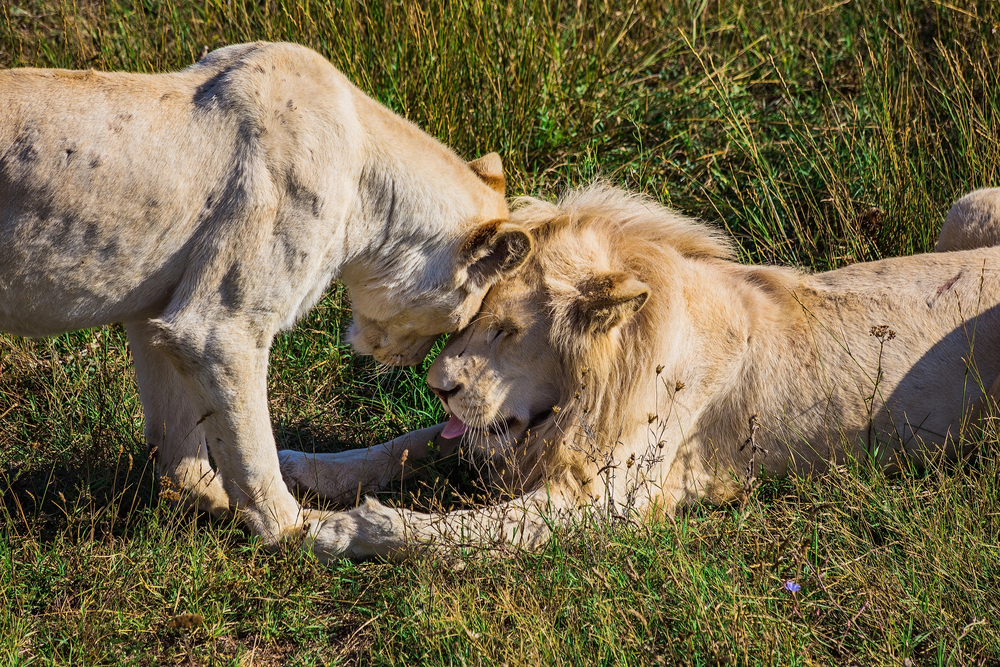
{"left": 936, "top": 187, "right": 1000, "bottom": 252}
{"left": 935, "top": 188, "right": 1000, "bottom": 436}
{"left": 127, "top": 321, "right": 231, "bottom": 516}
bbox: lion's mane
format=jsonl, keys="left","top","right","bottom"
{"left": 500, "top": 184, "right": 741, "bottom": 495}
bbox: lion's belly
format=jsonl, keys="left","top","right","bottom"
{"left": 0, "top": 206, "right": 198, "bottom": 335}
{"left": 0, "top": 73, "right": 233, "bottom": 335}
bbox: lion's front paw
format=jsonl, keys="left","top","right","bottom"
{"left": 278, "top": 449, "right": 314, "bottom": 492}
{"left": 301, "top": 510, "right": 365, "bottom": 562}
{"left": 160, "top": 464, "right": 232, "bottom": 518}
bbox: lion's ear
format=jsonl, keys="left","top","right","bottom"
{"left": 467, "top": 152, "right": 505, "bottom": 195}
{"left": 574, "top": 272, "right": 649, "bottom": 334}
{"left": 462, "top": 222, "right": 533, "bottom": 287}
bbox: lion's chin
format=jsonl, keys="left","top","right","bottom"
{"left": 466, "top": 415, "right": 520, "bottom": 439}
{"left": 370, "top": 339, "right": 436, "bottom": 367}
{"left": 465, "top": 409, "right": 553, "bottom": 445}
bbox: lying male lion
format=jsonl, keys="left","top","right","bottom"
{"left": 280, "top": 183, "right": 1000, "bottom": 560}
{"left": 0, "top": 42, "right": 532, "bottom": 555}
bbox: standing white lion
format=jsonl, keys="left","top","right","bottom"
{"left": 0, "top": 42, "right": 532, "bottom": 556}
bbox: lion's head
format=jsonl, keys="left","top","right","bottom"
{"left": 426, "top": 183, "right": 734, "bottom": 482}
{"left": 346, "top": 220, "right": 533, "bottom": 366}
{"left": 346, "top": 153, "right": 533, "bottom": 366}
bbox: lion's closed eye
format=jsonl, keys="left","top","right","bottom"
{"left": 486, "top": 319, "right": 520, "bottom": 346}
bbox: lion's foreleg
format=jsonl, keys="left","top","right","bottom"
{"left": 308, "top": 486, "right": 572, "bottom": 561}
{"left": 149, "top": 317, "right": 304, "bottom": 545}
{"left": 278, "top": 423, "right": 450, "bottom": 503}
{"left": 127, "top": 321, "right": 230, "bottom": 516}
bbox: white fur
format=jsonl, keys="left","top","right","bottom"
{"left": 0, "top": 42, "right": 529, "bottom": 554}
{"left": 937, "top": 188, "right": 1000, "bottom": 252}
{"left": 281, "top": 185, "right": 1000, "bottom": 560}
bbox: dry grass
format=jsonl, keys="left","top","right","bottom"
{"left": 2, "top": 0, "right": 1000, "bottom": 664}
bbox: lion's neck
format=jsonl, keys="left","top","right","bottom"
{"left": 667, "top": 258, "right": 807, "bottom": 443}
{"left": 336, "top": 103, "right": 486, "bottom": 295}
{"left": 676, "top": 259, "right": 803, "bottom": 378}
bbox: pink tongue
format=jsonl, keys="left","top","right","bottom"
{"left": 440, "top": 414, "right": 468, "bottom": 439}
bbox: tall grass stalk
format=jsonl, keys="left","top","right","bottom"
{"left": 2, "top": 0, "right": 1000, "bottom": 664}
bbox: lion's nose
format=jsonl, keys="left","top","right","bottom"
{"left": 429, "top": 383, "right": 462, "bottom": 403}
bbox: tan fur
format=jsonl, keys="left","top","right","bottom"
{"left": 282, "top": 184, "right": 1000, "bottom": 560}
{"left": 937, "top": 188, "right": 1000, "bottom": 251}
{"left": 0, "top": 42, "right": 533, "bottom": 555}
{"left": 935, "top": 186, "right": 1000, "bottom": 406}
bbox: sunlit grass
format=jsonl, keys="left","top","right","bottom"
{"left": 2, "top": 0, "right": 1000, "bottom": 664}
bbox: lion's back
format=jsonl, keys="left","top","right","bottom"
{"left": 0, "top": 42, "right": 361, "bottom": 336}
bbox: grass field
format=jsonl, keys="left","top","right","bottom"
{"left": 2, "top": 0, "right": 1000, "bottom": 664}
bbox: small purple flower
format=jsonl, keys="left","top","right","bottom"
{"left": 783, "top": 580, "right": 801, "bottom": 593}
